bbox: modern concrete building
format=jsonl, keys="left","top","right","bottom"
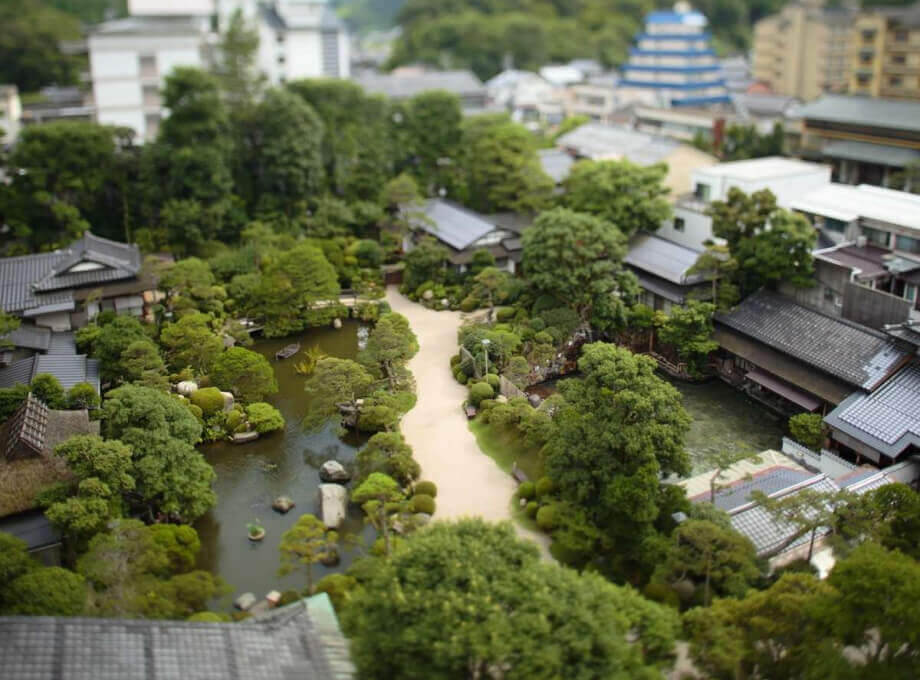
{"left": 89, "top": 0, "right": 349, "bottom": 142}
{"left": 752, "top": 0, "right": 855, "bottom": 101}
{"left": 849, "top": 2, "right": 920, "bottom": 101}
{"left": 620, "top": 2, "right": 730, "bottom": 108}
{"left": 664, "top": 156, "right": 831, "bottom": 251}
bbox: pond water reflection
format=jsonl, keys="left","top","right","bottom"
{"left": 195, "top": 320, "right": 375, "bottom": 601}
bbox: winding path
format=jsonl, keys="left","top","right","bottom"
{"left": 386, "top": 288, "right": 551, "bottom": 557}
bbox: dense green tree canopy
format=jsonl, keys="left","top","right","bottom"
{"left": 304, "top": 358, "right": 375, "bottom": 429}
{"left": 0, "top": 1, "right": 82, "bottom": 93}
{"left": 522, "top": 208, "right": 629, "bottom": 329}
{"left": 544, "top": 343, "right": 690, "bottom": 553}
{"left": 159, "top": 312, "right": 225, "bottom": 375}
{"left": 561, "top": 160, "right": 671, "bottom": 238}
{"left": 210, "top": 346, "right": 278, "bottom": 403}
{"left": 342, "top": 519, "right": 679, "bottom": 679}
{"left": 361, "top": 312, "right": 418, "bottom": 389}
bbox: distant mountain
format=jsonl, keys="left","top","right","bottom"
{"left": 332, "top": 0, "right": 406, "bottom": 33}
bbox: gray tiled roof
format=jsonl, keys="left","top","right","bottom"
{"left": 821, "top": 140, "right": 920, "bottom": 168}
{"left": 0, "top": 510, "right": 60, "bottom": 551}
{"left": 0, "top": 593, "right": 354, "bottom": 680}
{"left": 538, "top": 149, "right": 574, "bottom": 184}
{"left": 796, "top": 94, "right": 920, "bottom": 133}
{"left": 3, "top": 325, "right": 51, "bottom": 352}
{"left": 415, "top": 200, "right": 497, "bottom": 251}
{"left": 5, "top": 393, "right": 48, "bottom": 459}
{"left": 824, "top": 362, "right": 920, "bottom": 460}
{"left": 625, "top": 233, "right": 704, "bottom": 285}
{"left": 706, "top": 466, "right": 814, "bottom": 512}
{"left": 727, "top": 474, "right": 839, "bottom": 555}
{"left": 0, "top": 233, "right": 141, "bottom": 315}
{"left": 0, "top": 355, "right": 100, "bottom": 392}
{"left": 714, "top": 290, "right": 908, "bottom": 389}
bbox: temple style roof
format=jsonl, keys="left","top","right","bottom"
{"left": 0, "top": 232, "right": 141, "bottom": 316}
{"left": 715, "top": 291, "right": 909, "bottom": 390}
{"left": 0, "top": 594, "right": 354, "bottom": 680}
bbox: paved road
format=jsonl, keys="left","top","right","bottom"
{"left": 386, "top": 287, "right": 551, "bottom": 557}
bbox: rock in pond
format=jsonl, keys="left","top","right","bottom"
{"left": 232, "top": 431, "right": 259, "bottom": 444}
{"left": 320, "top": 548, "right": 340, "bottom": 567}
{"left": 234, "top": 592, "right": 257, "bottom": 611}
{"left": 220, "top": 391, "right": 235, "bottom": 412}
{"left": 332, "top": 317, "right": 342, "bottom": 329}
{"left": 272, "top": 496, "right": 295, "bottom": 514}
{"left": 265, "top": 590, "right": 282, "bottom": 607}
{"left": 319, "top": 483, "right": 347, "bottom": 529}
{"left": 319, "top": 460, "right": 350, "bottom": 483}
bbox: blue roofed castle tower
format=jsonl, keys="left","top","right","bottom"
{"left": 620, "top": 2, "right": 731, "bottom": 108}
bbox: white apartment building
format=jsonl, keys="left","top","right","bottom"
{"left": 89, "top": 0, "right": 349, "bottom": 142}
{"left": 661, "top": 156, "right": 832, "bottom": 250}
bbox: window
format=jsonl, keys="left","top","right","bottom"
{"left": 894, "top": 29, "right": 909, "bottom": 42}
{"left": 674, "top": 217, "right": 685, "bottom": 232}
{"left": 824, "top": 217, "right": 847, "bottom": 233}
{"left": 139, "top": 55, "right": 156, "bottom": 77}
{"left": 892, "top": 54, "right": 907, "bottom": 65}
{"left": 863, "top": 226, "right": 890, "bottom": 247}
{"left": 857, "top": 73, "right": 872, "bottom": 85}
{"left": 890, "top": 76, "right": 903, "bottom": 87}
{"left": 694, "top": 183, "right": 711, "bottom": 201}
{"left": 862, "top": 29, "right": 876, "bottom": 42}
{"left": 823, "top": 286, "right": 836, "bottom": 302}
{"left": 895, "top": 234, "right": 920, "bottom": 254}
{"left": 906, "top": 284, "right": 917, "bottom": 303}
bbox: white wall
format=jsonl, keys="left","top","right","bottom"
{"left": 285, "top": 30, "right": 324, "bottom": 79}
{"left": 658, "top": 207, "right": 715, "bottom": 251}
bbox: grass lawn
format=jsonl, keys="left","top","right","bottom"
{"left": 468, "top": 418, "right": 544, "bottom": 482}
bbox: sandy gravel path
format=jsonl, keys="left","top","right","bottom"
{"left": 386, "top": 288, "right": 551, "bottom": 557}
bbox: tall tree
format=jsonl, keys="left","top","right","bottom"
{"left": 278, "top": 513, "right": 339, "bottom": 595}
{"left": 212, "top": 8, "right": 263, "bottom": 108}
{"left": 342, "top": 519, "right": 679, "bottom": 679}
{"left": 657, "top": 300, "right": 719, "bottom": 375}
{"left": 403, "top": 90, "right": 463, "bottom": 195}
{"left": 303, "top": 358, "right": 375, "bottom": 430}
{"left": 209, "top": 346, "right": 278, "bottom": 403}
{"left": 351, "top": 472, "right": 406, "bottom": 556}
{"left": 707, "top": 187, "right": 777, "bottom": 251}
{"left": 461, "top": 116, "right": 552, "bottom": 213}
{"left": 522, "top": 208, "right": 629, "bottom": 331}
{"left": 242, "top": 88, "right": 325, "bottom": 214}
{"left": 0, "top": 0, "right": 82, "bottom": 92}
{"left": 561, "top": 160, "right": 671, "bottom": 238}
{"left": 159, "top": 312, "right": 225, "bottom": 375}
{"left": 544, "top": 343, "right": 691, "bottom": 560}
{"left": 360, "top": 312, "right": 418, "bottom": 389}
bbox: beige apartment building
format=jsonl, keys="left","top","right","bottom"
{"left": 753, "top": 0, "right": 855, "bottom": 101}
{"left": 849, "top": 3, "right": 920, "bottom": 100}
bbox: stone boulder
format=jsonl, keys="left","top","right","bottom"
{"left": 528, "top": 393, "right": 543, "bottom": 407}
{"left": 234, "top": 592, "right": 257, "bottom": 611}
{"left": 422, "top": 289, "right": 434, "bottom": 301}
{"left": 332, "top": 318, "right": 342, "bottom": 329}
{"left": 176, "top": 381, "right": 198, "bottom": 396}
{"left": 319, "top": 460, "right": 350, "bottom": 483}
{"left": 318, "top": 483, "right": 347, "bottom": 529}
{"left": 265, "top": 590, "right": 282, "bottom": 607}
{"left": 220, "top": 391, "right": 235, "bottom": 412}
{"left": 272, "top": 496, "right": 295, "bottom": 514}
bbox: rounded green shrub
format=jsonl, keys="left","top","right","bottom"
{"left": 533, "top": 330, "right": 554, "bottom": 345}
{"left": 278, "top": 589, "right": 301, "bottom": 606}
{"left": 529, "top": 317, "right": 546, "bottom": 332}
{"left": 642, "top": 581, "right": 680, "bottom": 609}
{"left": 454, "top": 370, "right": 468, "bottom": 385}
{"left": 468, "top": 382, "right": 494, "bottom": 407}
{"left": 414, "top": 480, "right": 437, "bottom": 498}
{"left": 517, "top": 481, "right": 535, "bottom": 500}
{"left": 459, "top": 296, "right": 479, "bottom": 312}
{"left": 187, "top": 612, "right": 225, "bottom": 623}
{"left": 536, "top": 503, "right": 563, "bottom": 531}
{"left": 535, "top": 476, "right": 557, "bottom": 499}
{"left": 225, "top": 409, "right": 243, "bottom": 430}
{"left": 450, "top": 353, "right": 461, "bottom": 367}
{"left": 478, "top": 398, "right": 497, "bottom": 411}
{"left": 525, "top": 501, "right": 539, "bottom": 518}
{"left": 246, "top": 402, "right": 284, "bottom": 434}
{"left": 495, "top": 307, "right": 516, "bottom": 322}
{"left": 410, "top": 493, "right": 436, "bottom": 515}
{"left": 315, "top": 573, "right": 358, "bottom": 609}
{"left": 189, "top": 387, "right": 225, "bottom": 416}
{"left": 485, "top": 374, "right": 500, "bottom": 390}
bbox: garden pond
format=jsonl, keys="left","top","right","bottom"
{"left": 195, "top": 320, "right": 375, "bottom": 601}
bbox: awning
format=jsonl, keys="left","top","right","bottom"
{"left": 822, "top": 140, "right": 920, "bottom": 168}
{"left": 745, "top": 368, "right": 822, "bottom": 411}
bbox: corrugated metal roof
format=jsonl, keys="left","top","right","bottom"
{"left": 624, "top": 233, "right": 704, "bottom": 285}
{"left": 797, "top": 94, "right": 920, "bottom": 133}
{"left": 557, "top": 123, "right": 680, "bottom": 164}
{"left": 715, "top": 291, "right": 908, "bottom": 389}
{"left": 0, "top": 357, "right": 36, "bottom": 389}
{"left": 416, "top": 200, "right": 497, "bottom": 251}
{"left": 0, "top": 593, "right": 354, "bottom": 680}
{"left": 47, "top": 332, "right": 76, "bottom": 355}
